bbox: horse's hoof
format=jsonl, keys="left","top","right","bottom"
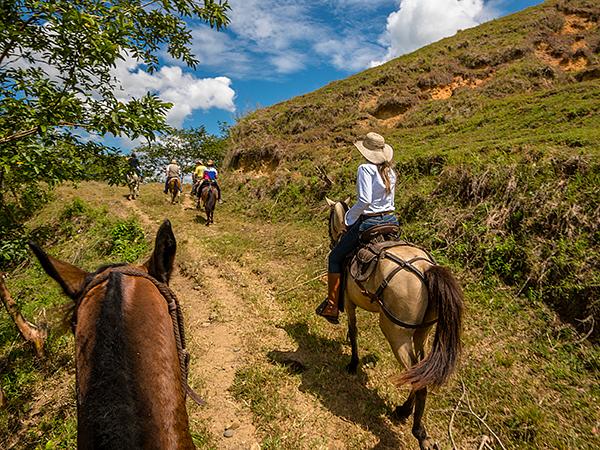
{"left": 419, "top": 438, "right": 439, "bottom": 450}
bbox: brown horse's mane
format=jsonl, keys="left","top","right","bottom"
{"left": 79, "top": 270, "right": 144, "bottom": 448}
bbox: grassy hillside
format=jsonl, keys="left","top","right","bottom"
{"left": 225, "top": 0, "right": 599, "bottom": 337}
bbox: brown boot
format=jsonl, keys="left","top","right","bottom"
{"left": 316, "top": 273, "right": 341, "bottom": 324}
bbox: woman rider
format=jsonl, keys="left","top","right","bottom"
{"left": 316, "top": 132, "right": 398, "bottom": 324}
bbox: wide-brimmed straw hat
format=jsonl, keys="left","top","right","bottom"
{"left": 207, "top": 159, "right": 214, "bottom": 166}
{"left": 354, "top": 132, "right": 393, "bottom": 164}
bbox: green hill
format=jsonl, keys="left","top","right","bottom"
{"left": 225, "top": 0, "right": 600, "bottom": 337}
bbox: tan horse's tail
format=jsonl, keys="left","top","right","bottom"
{"left": 399, "top": 265, "right": 464, "bottom": 390}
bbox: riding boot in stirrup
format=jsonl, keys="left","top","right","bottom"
{"left": 316, "top": 273, "right": 341, "bottom": 324}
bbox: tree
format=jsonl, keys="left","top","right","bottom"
{"left": 134, "top": 125, "right": 228, "bottom": 180}
{"left": 0, "top": 0, "right": 230, "bottom": 267}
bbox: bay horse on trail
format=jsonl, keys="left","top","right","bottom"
{"left": 30, "top": 220, "right": 196, "bottom": 449}
{"left": 326, "top": 199, "right": 464, "bottom": 450}
{"left": 197, "top": 182, "right": 217, "bottom": 226}
{"left": 167, "top": 177, "right": 181, "bottom": 204}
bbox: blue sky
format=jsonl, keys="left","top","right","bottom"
{"left": 109, "top": 0, "right": 543, "bottom": 149}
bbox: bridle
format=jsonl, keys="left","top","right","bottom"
{"left": 73, "top": 266, "right": 204, "bottom": 405}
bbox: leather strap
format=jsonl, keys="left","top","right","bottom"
{"left": 361, "top": 210, "right": 395, "bottom": 217}
{"left": 355, "top": 254, "right": 438, "bottom": 329}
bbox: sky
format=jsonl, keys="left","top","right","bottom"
{"left": 108, "top": 0, "right": 544, "bottom": 149}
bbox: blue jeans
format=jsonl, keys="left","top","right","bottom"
{"left": 328, "top": 213, "right": 398, "bottom": 273}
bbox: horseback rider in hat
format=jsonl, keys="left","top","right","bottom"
{"left": 128, "top": 152, "right": 142, "bottom": 178}
{"left": 191, "top": 159, "right": 207, "bottom": 196}
{"left": 164, "top": 159, "right": 182, "bottom": 194}
{"left": 199, "top": 159, "right": 222, "bottom": 203}
{"left": 316, "top": 132, "right": 399, "bottom": 324}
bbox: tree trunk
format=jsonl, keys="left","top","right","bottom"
{"left": 0, "top": 274, "right": 47, "bottom": 358}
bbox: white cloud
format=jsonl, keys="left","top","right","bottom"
{"left": 113, "top": 57, "right": 236, "bottom": 127}
{"left": 371, "top": 0, "right": 500, "bottom": 66}
{"left": 192, "top": 0, "right": 389, "bottom": 75}
{"left": 187, "top": 25, "right": 253, "bottom": 77}
{"left": 223, "top": 0, "right": 321, "bottom": 74}
{"left": 314, "top": 38, "right": 385, "bottom": 72}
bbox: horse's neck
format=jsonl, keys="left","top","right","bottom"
{"left": 76, "top": 276, "right": 193, "bottom": 449}
{"left": 333, "top": 206, "right": 346, "bottom": 237}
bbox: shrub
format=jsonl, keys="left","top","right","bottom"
{"left": 109, "top": 219, "right": 148, "bottom": 263}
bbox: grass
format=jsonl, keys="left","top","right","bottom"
{"left": 0, "top": 182, "right": 598, "bottom": 448}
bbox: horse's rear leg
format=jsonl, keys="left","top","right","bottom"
{"left": 393, "top": 389, "right": 416, "bottom": 423}
{"left": 411, "top": 326, "right": 438, "bottom": 450}
{"left": 412, "top": 388, "right": 438, "bottom": 450}
{"left": 380, "top": 318, "right": 419, "bottom": 420}
{"left": 346, "top": 301, "right": 359, "bottom": 374}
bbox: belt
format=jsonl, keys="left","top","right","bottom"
{"left": 361, "top": 210, "right": 395, "bottom": 218}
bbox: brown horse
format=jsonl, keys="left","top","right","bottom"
{"left": 168, "top": 177, "right": 181, "bottom": 204}
{"left": 30, "top": 220, "right": 195, "bottom": 449}
{"left": 197, "top": 182, "right": 217, "bottom": 226}
{"left": 327, "top": 199, "right": 464, "bottom": 450}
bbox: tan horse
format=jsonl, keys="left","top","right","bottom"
{"left": 168, "top": 177, "right": 181, "bottom": 204}
{"left": 29, "top": 221, "right": 195, "bottom": 449}
{"left": 327, "top": 199, "right": 464, "bottom": 450}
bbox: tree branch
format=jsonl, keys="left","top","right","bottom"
{"left": 0, "top": 122, "right": 89, "bottom": 144}
{"left": 0, "top": 273, "right": 47, "bottom": 358}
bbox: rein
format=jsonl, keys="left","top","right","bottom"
{"left": 74, "top": 266, "right": 204, "bottom": 405}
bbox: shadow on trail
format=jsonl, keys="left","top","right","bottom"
{"left": 268, "top": 322, "right": 405, "bottom": 449}
{"left": 193, "top": 214, "right": 207, "bottom": 225}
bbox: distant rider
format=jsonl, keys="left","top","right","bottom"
{"left": 164, "top": 159, "right": 182, "bottom": 194}
{"left": 191, "top": 160, "right": 207, "bottom": 196}
{"left": 128, "top": 152, "right": 142, "bottom": 177}
{"left": 199, "top": 159, "right": 222, "bottom": 203}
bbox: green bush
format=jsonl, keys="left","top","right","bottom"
{"left": 109, "top": 219, "right": 148, "bottom": 263}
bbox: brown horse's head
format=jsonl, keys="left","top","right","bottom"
{"left": 29, "top": 220, "right": 194, "bottom": 449}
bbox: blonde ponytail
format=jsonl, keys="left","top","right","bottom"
{"left": 378, "top": 161, "right": 394, "bottom": 194}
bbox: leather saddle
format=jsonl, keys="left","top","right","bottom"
{"left": 349, "top": 225, "right": 402, "bottom": 282}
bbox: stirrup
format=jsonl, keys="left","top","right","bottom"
{"left": 316, "top": 299, "right": 339, "bottom": 325}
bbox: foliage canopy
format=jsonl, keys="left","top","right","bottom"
{"left": 0, "top": 0, "right": 230, "bottom": 267}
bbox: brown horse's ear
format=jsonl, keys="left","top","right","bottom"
{"left": 144, "top": 219, "right": 176, "bottom": 284}
{"left": 326, "top": 197, "right": 336, "bottom": 207}
{"left": 29, "top": 242, "right": 89, "bottom": 300}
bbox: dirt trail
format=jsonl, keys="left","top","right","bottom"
{"left": 121, "top": 194, "right": 264, "bottom": 448}
{"left": 118, "top": 189, "right": 409, "bottom": 449}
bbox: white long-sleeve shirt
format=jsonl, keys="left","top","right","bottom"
{"left": 345, "top": 163, "right": 396, "bottom": 226}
